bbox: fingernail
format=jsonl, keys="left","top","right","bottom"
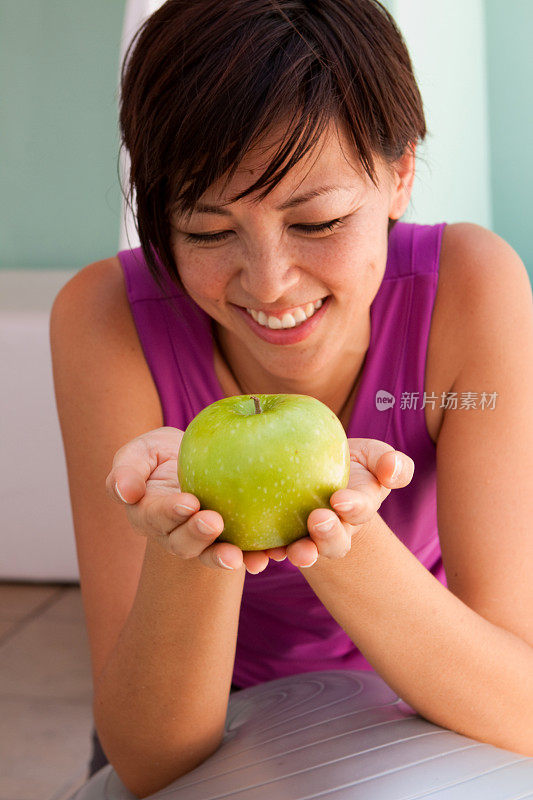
{"left": 197, "top": 518, "right": 218, "bottom": 535}
{"left": 300, "top": 556, "right": 318, "bottom": 568}
{"left": 114, "top": 482, "right": 128, "bottom": 504}
{"left": 174, "top": 503, "right": 196, "bottom": 514}
{"left": 217, "top": 555, "right": 234, "bottom": 570}
{"left": 332, "top": 501, "right": 353, "bottom": 512}
{"left": 391, "top": 454, "right": 402, "bottom": 481}
{"left": 315, "top": 517, "right": 335, "bottom": 532}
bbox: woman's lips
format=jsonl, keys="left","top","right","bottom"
{"left": 231, "top": 295, "right": 332, "bottom": 345}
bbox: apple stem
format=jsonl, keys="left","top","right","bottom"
{"left": 250, "top": 395, "right": 262, "bottom": 414}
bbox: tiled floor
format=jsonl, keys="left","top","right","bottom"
{"left": 0, "top": 582, "right": 94, "bottom": 800}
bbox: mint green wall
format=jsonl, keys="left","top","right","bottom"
{"left": 388, "top": 0, "right": 531, "bottom": 280}
{"left": 1, "top": 1, "right": 531, "bottom": 279}
{"left": 485, "top": 0, "right": 533, "bottom": 277}
{"left": 390, "top": 0, "right": 492, "bottom": 230}
{"left": 0, "top": 1, "right": 124, "bottom": 269}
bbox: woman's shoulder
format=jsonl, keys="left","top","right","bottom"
{"left": 52, "top": 255, "right": 129, "bottom": 331}
{"left": 440, "top": 219, "right": 530, "bottom": 369}
{"left": 424, "top": 222, "right": 529, "bottom": 443}
{"left": 439, "top": 221, "right": 528, "bottom": 286}
{"left": 395, "top": 218, "right": 522, "bottom": 273}
{"left": 436, "top": 221, "right": 528, "bottom": 341}
{"left": 60, "top": 254, "right": 124, "bottom": 296}
{"left": 53, "top": 254, "right": 123, "bottom": 304}
{"left": 51, "top": 254, "right": 156, "bottom": 397}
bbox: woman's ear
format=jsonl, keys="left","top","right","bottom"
{"left": 388, "top": 144, "right": 416, "bottom": 220}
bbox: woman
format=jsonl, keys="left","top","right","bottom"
{"left": 50, "top": 1, "right": 533, "bottom": 797}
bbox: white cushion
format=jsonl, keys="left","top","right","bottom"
{"left": 0, "top": 269, "right": 78, "bottom": 581}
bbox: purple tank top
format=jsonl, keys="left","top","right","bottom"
{"left": 117, "top": 220, "right": 447, "bottom": 688}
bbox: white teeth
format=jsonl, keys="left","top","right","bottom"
{"left": 246, "top": 298, "right": 325, "bottom": 329}
{"left": 291, "top": 307, "right": 308, "bottom": 324}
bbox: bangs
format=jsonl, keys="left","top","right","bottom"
{"left": 169, "top": 107, "right": 337, "bottom": 225}
{"left": 162, "top": 27, "right": 374, "bottom": 222}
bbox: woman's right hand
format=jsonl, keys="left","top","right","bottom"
{"left": 105, "top": 426, "right": 251, "bottom": 572}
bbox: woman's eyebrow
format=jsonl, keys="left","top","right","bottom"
{"left": 192, "top": 185, "right": 346, "bottom": 216}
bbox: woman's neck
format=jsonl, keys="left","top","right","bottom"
{"left": 212, "top": 314, "right": 370, "bottom": 427}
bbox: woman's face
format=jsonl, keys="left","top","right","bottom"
{"left": 169, "top": 120, "right": 414, "bottom": 390}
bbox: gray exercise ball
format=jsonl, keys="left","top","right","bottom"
{"left": 71, "top": 669, "right": 533, "bottom": 799}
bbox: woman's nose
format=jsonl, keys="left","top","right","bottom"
{"left": 238, "top": 245, "right": 300, "bottom": 305}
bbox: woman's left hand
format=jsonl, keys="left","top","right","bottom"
{"left": 252, "top": 439, "right": 414, "bottom": 571}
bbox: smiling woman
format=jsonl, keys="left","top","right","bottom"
{"left": 163, "top": 114, "right": 414, "bottom": 417}
{"left": 49, "top": 0, "right": 533, "bottom": 797}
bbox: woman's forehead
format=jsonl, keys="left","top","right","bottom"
{"left": 197, "top": 121, "right": 372, "bottom": 208}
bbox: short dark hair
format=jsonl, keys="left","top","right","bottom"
{"left": 119, "top": 0, "right": 426, "bottom": 294}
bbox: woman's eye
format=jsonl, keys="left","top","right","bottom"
{"left": 184, "top": 230, "right": 232, "bottom": 244}
{"left": 293, "top": 218, "right": 344, "bottom": 234}
{"left": 183, "top": 217, "right": 345, "bottom": 245}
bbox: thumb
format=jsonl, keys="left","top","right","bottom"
{"left": 105, "top": 426, "right": 182, "bottom": 504}
{"left": 106, "top": 465, "right": 147, "bottom": 505}
{"left": 348, "top": 438, "right": 414, "bottom": 488}
{"left": 377, "top": 449, "right": 415, "bottom": 488}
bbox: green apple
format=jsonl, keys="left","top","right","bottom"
{"left": 177, "top": 393, "right": 350, "bottom": 551}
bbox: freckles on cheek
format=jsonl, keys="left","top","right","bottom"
{"left": 174, "top": 247, "right": 217, "bottom": 294}
{"left": 187, "top": 268, "right": 229, "bottom": 307}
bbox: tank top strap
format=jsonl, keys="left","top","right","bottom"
{"left": 385, "top": 220, "right": 445, "bottom": 280}
{"left": 388, "top": 221, "right": 447, "bottom": 455}
{"left": 349, "top": 222, "right": 446, "bottom": 454}
{"left": 118, "top": 246, "right": 177, "bottom": 302}
{"left": 117, "top": 247, "right": 222, "bottom": 427}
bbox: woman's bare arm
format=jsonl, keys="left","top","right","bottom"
{"left": 93, "top": 541, "right": 244, "bottom": 797}
{"left": 50, "top": 258, "right": 244, "bottom": 797}
{"left": 296, "top": 225, "right": 533, "bottom": 754}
